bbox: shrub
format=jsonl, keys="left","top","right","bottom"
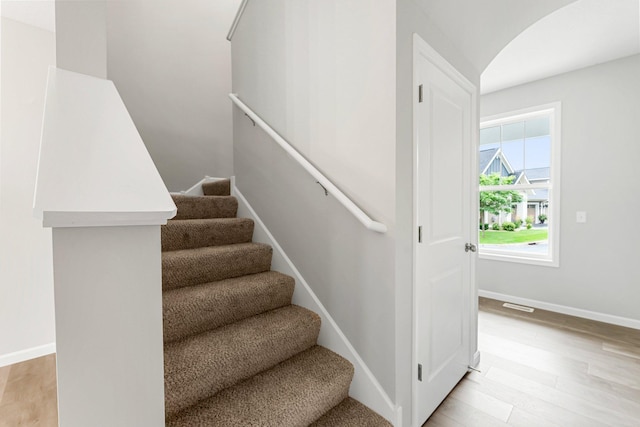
{"left": 479, "top": 223, "right": 489, "bottom": 230}
{"left": 538, "top": 214, "right": 547, "bottom": 224}
{"left": 526, "top": 223, "right": 532, "bottom": 229}
{"left": 525, "top": 216, "right": 534, "bottom": 225}
{"left": 514, "top": 219, "right": 523, "bottom": 228}
{"left": 491, "top": 223, "right": 500, "bottom": 231}
{"left": 502, "top": 221, "right": 516, "bottom": 231}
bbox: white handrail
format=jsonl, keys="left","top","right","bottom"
{"left": 227, "top": 0, "right": 249, "bottom": 41}
{"left": 229, "top": 93, "right": 387, "bottom": 234}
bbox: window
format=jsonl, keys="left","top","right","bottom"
{"left": 478, "top": 103, "right": 561, "bottom": 267}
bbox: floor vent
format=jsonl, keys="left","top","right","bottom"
{"left": 502, "top": 302, "right": 534, "bottom": 313}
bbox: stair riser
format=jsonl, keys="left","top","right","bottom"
{"left": 161, "top": 219, "right": 254, "bottom": 251}
{"left": 164, "top": 306, "right": 321, "bottom": 417}
{"left": 172, "top": 195, "right": 238, "bottom": 219}
{"left": 163, "top": 273, "right": 295, "bottom": 343}
{"left": 202, "top": 180, "right": 231, "bottom": 196}
{"left": 162, "top": 244, "right": 272, "bottom": 291}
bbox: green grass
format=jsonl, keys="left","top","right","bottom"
{"left": 479, "top": 228, "right": 548, "bottom": 245}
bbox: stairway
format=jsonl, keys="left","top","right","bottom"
{"left": 161, "top": 179, "right": 391, "bottom": 426}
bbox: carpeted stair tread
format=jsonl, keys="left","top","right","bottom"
{"left": 310, "top": 397, "right": 392, "bottom": 426}
{"left": 162, "top": 242, "right": 272, "bottom": 291}
{"left": 164, "top": 305, "right": 321, "bottom": 418}
{"left": 161, "top": 217, "right": 254, "bottom": 251}
{"left": 171, "top": 194, "right": 237, "bottom": 220}
{"left": 202, "top": 179, "right": 231, "bottom": 196}
{"left": 166, "top": 345, "right": 353, "bottom": 427}
{"left": 163, "top": 271, "right": 295, "bottom": 343}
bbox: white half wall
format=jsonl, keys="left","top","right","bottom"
{"left": 0, "top": 17, "right": 56, "bottom": 362}
{"left": 106, "top": 0, "right": 240, "bottom": 191}
{"left": 479, "top": 54, "right": 640, "bottom": 324}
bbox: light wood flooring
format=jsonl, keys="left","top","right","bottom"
{"left": 424, "top": 297, "right": 640, "bottom": 426}
{"left": 1, "top": 298, "right": 639, "bottom": 426}
{"left": 0, "top": 353, "right": 57, "bottom": 427}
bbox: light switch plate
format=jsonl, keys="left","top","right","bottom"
{"left": 576, "top": 211, "right": 587, "bottom": 223}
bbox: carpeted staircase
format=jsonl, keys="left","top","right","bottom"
{"left": 161, "top": 179, "right": 391, "bottom": 426}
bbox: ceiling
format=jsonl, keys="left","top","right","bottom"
{"left": 481, "top": 0, "right": 640, "bottom": 94}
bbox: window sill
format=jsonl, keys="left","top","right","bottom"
{"left": 479, "top": 251, "right": 559, "bottom": 268}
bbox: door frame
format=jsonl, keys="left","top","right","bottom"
{"left": 411, "top": 33, "right": 479, "bottom": 426}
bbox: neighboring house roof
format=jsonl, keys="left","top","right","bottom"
{"left": 519, "top": 167, "right": 550, "bottom": 181}
{"left": 479, "top": 147, "right": 499, "bottom": 173}
{"left": 529, "top": 188, "right": 549, "bottom": 202}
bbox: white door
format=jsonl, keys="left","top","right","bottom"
{"left": 413, "top": 35, "right": 477, "bottom": 425}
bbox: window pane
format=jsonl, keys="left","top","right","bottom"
{"left": 479, "top": 190, "right": 550, "bottom": 257}
{"left": 480, "top": 125, "right": 501, "bottom": 146}
{"left": 525, "top": 116, "right": 550, "bottom": 138}
{"left": 502, "top": 121, "right": 524, "bottom": 141}
{"left": 524, "top": 135, "right": 551, "bottom": 174}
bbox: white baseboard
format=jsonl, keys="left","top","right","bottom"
{"left": 233, "top": 185, "right": 399, "bottom": 425}
{"left": 479, "top": 290, "right": 640, "bottom": 330}
{"left": 0, "top": 343, "right": 56, "bottom": 368}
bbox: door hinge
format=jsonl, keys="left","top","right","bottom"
{"left": 418, "top": 363, "right": 423, "bottom": 381}
{"left": 418, "top": 84, "right": 423, "bottom": 103}
{"left": 418, "top": 226, "right": 422, "bottom": 243}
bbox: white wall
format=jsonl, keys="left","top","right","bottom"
{"left": 56, "top": 0, "right": 106, "bottom": 78}
{"left": 0, "top": 17, "right": 56, "bottom": 363}
{"left": 232, "top": 0, "right": 397, "bottom": 396}
{"left": 106, "top": 0, "right": 240, "bottom": 192}
{"left": 479, "top": 54, "right": 640, "bottom": 323}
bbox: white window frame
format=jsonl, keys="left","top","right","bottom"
{"left": 479, "top": 102, "right": 561, "bottom": 267}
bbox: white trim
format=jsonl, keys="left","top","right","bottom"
{"left": 471, "top": 351, "right": 481, "bottom": 369}
{"left": 0, "top": 343, "right": 56, "bottom": 368}
{"left": 228, "top": 93, "right": 387, "bottom": 234}
{"left": 478, "top": 290, "right": 640, "bottom": 330}
{"left": 412, "top": 33, "right": 478, "bottom": 427}
{"left": 41, "top": 211, "right": 174, "bottom": 228}
{"left": 232, "top": 184, "right": 399, "bottom": 425}
{"left": 34, "top": 68, "right": 176, "bottom": 229}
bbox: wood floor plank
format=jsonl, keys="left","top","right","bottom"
{"left": 460, "top": 370, "right": 607, "bottom": 427}
{"left": 0, "top": 354, "right": 57, "bottom": 427}
{"left": 476, "top": 350, "right": 558, "bottom": 387}
{"left": 554, "top": 374, "right": 640, "bottom": 420}
{"left": 434, "top": 396, "right": 510, "bottom": 427}
{"left": 556, "top": 370, "right": 640, "bottom": 403}
{"left": 423, "top": 411, "right": 465, "bottom": 426}
{"left": 479, "top": 332, "right": 589, "bottom": 377}
{"left": 602, "top": 341, "right": 640, "bottom": 360}
{"left": 449, "top": 380, "right": 513, "bottom": 422}
{"left": 506, "top": 407, "right": 564, "bottom": 427}
{"left": 588, "top": 361, "right": 640, "bottom": 390}
{"left": 0, "top": 364, "right": 11, "bottom": 403}
{"left": 487, "top": 366, "right": 638, "bottom": 427}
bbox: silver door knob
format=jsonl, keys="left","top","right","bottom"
{"left": 465, "top": 243, "right": 477, "bottom": 253}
